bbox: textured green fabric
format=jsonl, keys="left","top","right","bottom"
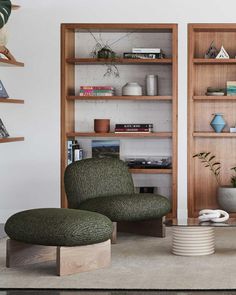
{"left": 64, "top": 158, "right": 134, "bottom": 208}
{"left": 79, "top": 194, "right": 171, "bottom": 222}
{"left": 4, "top": 208, "right": 113, "bottom": 246}
{"left": 0, "top": 0, "right": 11, "bottom": 28}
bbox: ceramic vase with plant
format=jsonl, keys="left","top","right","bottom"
{"left": 193, "top": 152, "right": 236, "bottom": 212}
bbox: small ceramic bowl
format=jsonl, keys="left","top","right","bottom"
{"left": 122, "top": 82, "right": 142, "bottom": 96}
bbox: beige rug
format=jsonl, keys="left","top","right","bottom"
{"left": 0, "top": 228, "right": 236, "bottom": 290}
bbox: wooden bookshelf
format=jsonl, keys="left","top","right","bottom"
{"left": 193, "top": 58, "right": 236, "bottom": 64}
{"left": 67, "top": 132, "right": 172, "bottom": 138}
{"left": 61, "top": 23, "right": 178, "bottom": 217}
{"left": 0, "top": 59, "right": 24, "bottom": 67}
{"left": 0, "top": 137, "right": 24, "bottom": 143}
{"left": 193, "top": 95, "right": 236, "bottom": 101}
{"left": 67, "top": 95, "right": 172, "bottom": 101}
{"left": 188, "top": 23, "right": 236, "bottom": 217}
{"left": 129, "top": 168, "right": 172, "bottom": 174}
{"left": 66, "top": 57, "right": 172, "bottom": 65}
{"left": 0, "top": 98, "right": 24, "bottom": 104}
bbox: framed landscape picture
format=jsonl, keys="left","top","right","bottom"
{"left": 92, "top": 140, "right": 120, "bottom": 159}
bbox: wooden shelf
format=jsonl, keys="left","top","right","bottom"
{"left": 193, "top": 132, "right": 236, "bottom": 138}
{"left": 193, "top": 58, "right": 236, "bottom": 65}
{"left": 67, "top": 95, "right": 172, "bottom": 101}
{"left": 12, "top": 4, "right": 21, "bottom": 10}
{"left": 66, "top": 58, "right": 172, "bottom": 65}
{"left": 129, "top": 168, "right": 172, "bottom": 174}
{"left": 67, "top": 132, "right": 172, "bottom": 138}
{"left": 0, "top": 137, "right": 24, "bottom": 143}
{"left": 0, "top": 59, "right": 24, "bottom": 67}
{"left": 193, "top": 95, "right": 236, "bottom": 101}
{"left": 0, "top": 98, "right": 24, "bottom": 104}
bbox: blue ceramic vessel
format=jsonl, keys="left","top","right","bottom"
{"left": 210, "top": 113, "right": 226, "bottom": 133}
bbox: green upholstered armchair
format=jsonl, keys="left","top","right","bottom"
{"left": 64, "top": 158, "right": 171, "bottom": 242}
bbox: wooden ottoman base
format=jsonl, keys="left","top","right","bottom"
{"left": 6, "top": 239, "right": 111, "bottom": 276}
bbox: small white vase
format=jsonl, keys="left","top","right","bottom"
{"left": 122, "top": 82, "right": 142, "bottom": 96}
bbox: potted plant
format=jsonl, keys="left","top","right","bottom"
{"left": 193, "top": 152, "right": 236, "bottom": 212}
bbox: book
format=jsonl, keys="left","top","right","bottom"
{"left": 227, "top": 81, "right": 236, "bottom": 96}
{"left": 92, "top": 140, "right": 120, "bottom": 159}
{"left": 123, "top": 52, "right": 162, "bottom": 59}
{"left": 132, "top": 48, "right": 161, "bottom": 53}
{"left": 115, "top": 124, "right": 153, "bottom": 128}
{"left": 0, "top": 80, "right": 9, "bottom": 98}
{"left": 115, "top": 128, "right": 151, "bottom": 132}
{"left": 0, "top": 118, "right": 9, "bottom": 137}
{"left": 80, "top": 86, "right": 114, "bottom": 90}
{"left": 67, "top": 140, "right": 83, "bottom": 165}
{"left": 80, "top": 90, "right": 114, "bottom": 94}
{"left": 79, "top": 93, "right": 114, "bottom": 97}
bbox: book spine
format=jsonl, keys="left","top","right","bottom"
{"left": 115, "top": 128, "right": 151, "bottom": 132}
{"left": 132, "top": 48, "right": 161, "bottom": 53}
{"left": 80, "top": 86, "right": 114, "bottom": 90}
{"left": 79, "top": 93, "right": 113, "bottom": 96}
{"left": 123, "top": 53, "right": 161, "bottom": 59}
{"left": 80, "top": 90, "right": 114, "bottom": 93}
{"left": 115, "top": 124, "right": 153, "bottom": 128}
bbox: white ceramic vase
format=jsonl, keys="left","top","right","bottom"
{"left": 122, "top": 82, "right": 142, "bottom": 96}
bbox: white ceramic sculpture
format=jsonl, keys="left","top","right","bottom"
{"left": 216, "top": 46, "right": 229, "bottom": 59}
{"left": 198, "top": 209, "right": 229, "bottom": 223}
{"left": 122, "top": 82, "right": 142, "bottom": 96}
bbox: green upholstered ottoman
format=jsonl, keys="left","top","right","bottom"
{"left": 5, "top": 208, "right": 113, "bottom": 276}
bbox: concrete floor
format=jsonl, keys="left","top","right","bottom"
{"left": 0, "top": 291, "right": 235, "bottom": 294}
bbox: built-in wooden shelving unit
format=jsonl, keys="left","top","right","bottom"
{"left": 188, "top": 23, "right": 236, "bottom": 217}
{"left": 61, "top": 23, "right": 178, "bottom": 217}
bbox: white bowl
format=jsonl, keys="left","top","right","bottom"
{"left": 122, "top": 82, "right": 142, "bottom": 96}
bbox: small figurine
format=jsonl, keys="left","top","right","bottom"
{"left": 204, "top": 41, "right": 218, "bottom": 58}
{"left": 216, "top": 46, "right": 230, "bottom": 59}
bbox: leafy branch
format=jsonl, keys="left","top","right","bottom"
{"left": 193, "top": 152, "right": 221, "bottom": 185}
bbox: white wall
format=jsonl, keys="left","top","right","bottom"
{"left": 0, "top": 0, "right": 235, "bottom": 222}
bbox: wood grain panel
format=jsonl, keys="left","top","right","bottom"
{"left": 6, "top": 239, "right": 56, "bottom": 267}
{"left": 57, "top": 240, "right": 111, "bottom": 276}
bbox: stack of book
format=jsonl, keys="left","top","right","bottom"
{"left": 115, "top": 124, "right": 153, "bottom": 133}
{"left": 123, "top": 48, "right": 165, "bottom": 59}
{"left": 79, "top": 86, "right": 115, "bottom": 96}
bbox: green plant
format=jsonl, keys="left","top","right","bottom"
{"left": 193, "top": 152, "right": 236, "bottom": 187}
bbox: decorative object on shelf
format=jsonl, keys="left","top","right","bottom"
{"left": 89, "top": 31, "right": 132, "bottom": 78}
{"left": 146, "top": 75, "right": 158, "bottom": 96}
{"left": 230, "top": 127, "right": 236, "bottom": 133}
{"left": 210, "top": 113, "right": 226, "bottom": 133}
{"left": 198, "top": 209, "right": 229, "bottom": 223}
{"left": 115, "top": 123, "right": 153, "bottom": 133}
{"left": 122, "top": 82, "right": 142, "bottom": 96}
{"left": 226, "top": 81, "right": 236, "bottom": 96}
{"left": 126, "top": 156, "right": 172, "bottom": 169}
{"left": 216, "top": 46, "right": 229, "bottom": 59}
{"left": 204, "top": 41, "right": 218, "bottom": 59}
{"left": 94, "top": 119, "right": 110, "bottom": 133}
{"left": 79, "top": 86, "right": 114, "bottom": 97}
{"left": 67, "top": 140, "right": 83, "bottom": 165}
{"left": 92, "top": 140, "right": 120, "bottom": 159}
{"left": 193, "top": 151, "right": 236, "bottom": 212}
{"left": 0, "top": 118, "right": 9, "bottom": 137}
{"left": 0, "top": 80, "right": 8, "bottom": 98}
{"left": 205, "top": 87, "right": 225, "bottom": 96}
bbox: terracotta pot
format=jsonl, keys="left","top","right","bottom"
{"left": 94, "top": 119, "right": 110, "bottom": 133}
